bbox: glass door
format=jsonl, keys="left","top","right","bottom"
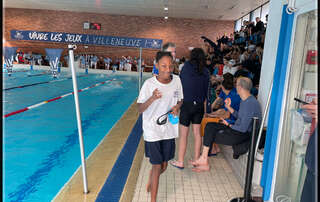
{"left": 272, "top": 9, "right": 317, "bottom": 202}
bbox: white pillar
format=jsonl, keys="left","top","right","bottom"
{"left": 68, "top": 44, "right": 89, "bottom": 194}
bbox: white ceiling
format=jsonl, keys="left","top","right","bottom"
{"left": 3, "top": 0, "right": 269, "bottom": 21}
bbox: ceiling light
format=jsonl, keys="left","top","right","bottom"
{"left": 164, "top": 7, "right": 168, "bottom": 11}
{"left": 164, "top": 16, "right": 168, "bottom": 19}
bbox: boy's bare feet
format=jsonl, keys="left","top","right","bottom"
{"left": 192, "top": 156, "right": 207, "bottom": 166}
{"left": 192, "top": 165, "right": 210, "bottom": 172}
{"left": 188, "top": 159, "right": 196, "bottom": 166}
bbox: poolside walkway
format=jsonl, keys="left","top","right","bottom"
{"left": 132, "top": 129, "right": 245, "bottom": 202}
{"left": 53, "top": 100, "right": 262, "bottom": 202}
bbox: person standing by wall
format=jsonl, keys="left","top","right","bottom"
{"left": 255, "top": 17, "right": 265, "bottom": 35}
{"left": 170, "top": 48, "right": 209, "bottom": 169}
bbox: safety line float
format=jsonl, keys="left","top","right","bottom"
{"left": 4, "top": 74, "right": 89, "bottom": 91}
{"left": 4, "top": 78, "right": 116, "bottom": 118}
{"left": 12, "top": 70, "right": 30, "bottom": 73}
{"left": 3, "top": 69, "right": 29, "bottom": 73}
{"left": 27, "top": 71, "right": 50, "bottom": 77}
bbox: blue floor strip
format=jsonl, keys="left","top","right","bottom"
{"left": 95, "top": 115, "right": 143, "bottom": 202}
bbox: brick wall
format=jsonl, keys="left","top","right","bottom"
{"left": 4, "top": 8, "right": 234, "bottom": 65}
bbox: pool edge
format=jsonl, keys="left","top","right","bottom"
{"left": 52, "top": 100, "right": 142, "bottom": 202}
{"left": 119, "top": 137, "right": 144, "bottom": 202}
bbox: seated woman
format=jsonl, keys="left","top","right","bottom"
{"left": 193, "top": 77, "right": 262, "bottom": 172}
{"left": 201, "top": 73, "right": 241, "bottom": 156}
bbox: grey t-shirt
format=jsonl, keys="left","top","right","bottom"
{"left": 231, "top": 95, "right": 262, "bottom": 133}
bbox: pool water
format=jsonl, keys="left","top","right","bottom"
{"left": 3, "top": 69, "right": 148, "bottom": 202}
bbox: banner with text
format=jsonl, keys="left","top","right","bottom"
{"left": 10, "top": 30, "right": 162, "bottom": 49}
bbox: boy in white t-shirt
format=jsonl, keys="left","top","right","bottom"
{"left": 137, "top": 51, "right": 183, "bottom": 202}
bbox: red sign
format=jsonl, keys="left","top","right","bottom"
{"left": 306, "top": 50, "right": 317, "bottom": 64}
{"left": 90, "top": 23, "right": 101, "bottom": 30}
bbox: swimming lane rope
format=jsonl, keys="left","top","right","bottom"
{"left": 27, "top": 71, "right": 50, "bottom": 77}
{"left": 12, "top": 70, "right": 30, "bottom": 73}
{"left": 4, "top": 78, "right": 116, "bottom": 118}
{"left": 4, "top": 74, "right": 89, "bottom": 91}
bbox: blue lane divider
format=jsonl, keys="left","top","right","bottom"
{"left": 95, "top": 115, "right": 143, "bottom": 202}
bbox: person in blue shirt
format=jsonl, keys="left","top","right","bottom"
{"left": 80, "top": 55, "right": 86, "bottom": 69}
{"left": 209, "top": 73, "right": 241, "bottom": 121}
{"left": 202, "top": 73, "right": 241, "bottom": 156}
{"left": 170, "top": 48, "right": 209, "bottom": 169}
{"left": 104, "top": 57, "right": 111, "bottom": 70}
{"left": 152, "top": 59, "right": 158, "bottom": 76}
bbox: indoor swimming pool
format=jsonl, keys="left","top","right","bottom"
{"left": 3, "top": 68, "right": 148, "bottom": 202}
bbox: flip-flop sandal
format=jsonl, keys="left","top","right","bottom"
{"left": 170, "top": 161, "right": 184, "bottom": 170}
{"left": 208, "top": 152, "right": 220, "bottom": 157}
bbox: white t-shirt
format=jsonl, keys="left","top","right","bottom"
{"left": 178, "top": 63, "right": 184, "bottom": 72}
{"left": 223, "top": 65, "right": 238, "bottom": 75}
{"left": 137, "top": 75, "right": 183, "bottom": 142}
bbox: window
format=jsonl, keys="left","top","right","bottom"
{"left": 234, "top": 1, "right": 270, "bottom": 31}
{"left": 251, "top": 7, "right": 262, "bottom": 23}
{"left": 235, "top": 19, "right": 242, "bottom": 31}
{"left": 261, "top": 2, "right": 270, "bottom": 24}
{"left": 242, "top": 14, "right": 250, "bottom": 25}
